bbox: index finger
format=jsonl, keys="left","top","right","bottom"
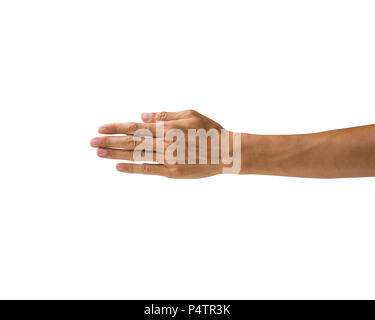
{"left": 99, "top": 122, "right": 157, "bottom": 136}
{"left": 98, "top": 121, "right": 179, "bottom": 137}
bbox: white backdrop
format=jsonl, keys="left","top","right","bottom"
{"left": 0, "top": 0, "right": 374, "bottom": 299}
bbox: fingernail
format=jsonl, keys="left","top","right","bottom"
{"left": 99, "top": 126, "right": 109, "bottom": 133}
{"left": 142, "top": 113, "right": 153, "bottom": 122}
{"left": 116, "top": 163, "right": 127, "bottom": 171}
{"left": 98, "top": 148, "right": 108, "bottom": 157}
{"left": 90, "top": 138, "right": 101, "bottom": 147}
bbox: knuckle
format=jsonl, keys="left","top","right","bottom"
{"left": 128, "top": 122, "right": 138, "bottom": 132}
{"left": 143, "top": 165, "right": 152, "bottom": 174}
{"left": 156, "top": 111, "right": 167, "bottom": 121}
{"left": 191, "top": 117, "right": 204, "bottom": 127}
{"left": 125, "top": 136, "right": 136, "bottom": 148}
{"left": 185, "top": 109, "right": 198, "bottom": 116}
{"left": 100, "top": 137, "right": 107, "bottom": 147}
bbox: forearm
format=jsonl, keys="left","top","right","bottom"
{"left": 240, "top": 124, "right": 375, "bottom": 178}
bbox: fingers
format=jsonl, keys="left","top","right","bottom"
{"left": 116, "top": 163, "right": 172, "bottom": 177}
{"left": 91, "top": 136, "right": 162, "bottom": 150}
{"left": 98, "top": 122, "right": 157, "bottom": 136}
{"left": 98, "top": 120, "right": 183, "bottom": 137}
{"left": 97, "top": 148, "right": 156, "bottom": 161}
{"left": 141, "top": 109, "right": 198, "bottom": 123}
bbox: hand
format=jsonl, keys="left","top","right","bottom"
{"left": 90, "top": 110, "right": 236, "bottom": 178}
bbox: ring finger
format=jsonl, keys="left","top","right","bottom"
{"left": 97, "top": 147, "right": 157, "bottom": 161}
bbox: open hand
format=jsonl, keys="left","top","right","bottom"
{"left": 90, "top": 110, "right": 239, "bottom": 178}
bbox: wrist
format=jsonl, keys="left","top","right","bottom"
{"left": 240, "top": 133, "right": 260, "bottom": 174}
{"left": 240, "top": 133, "right": 293, "bottom": 175}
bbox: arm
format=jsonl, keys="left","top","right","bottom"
{"left": 241, "top": 125, "right": 375, "bottom": 178}
{"left": 90, "top": 110, "right": 375, "bottom": 178}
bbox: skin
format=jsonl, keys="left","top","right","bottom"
{"left": 90, "top": 109, "right": 375, "bottom": 178}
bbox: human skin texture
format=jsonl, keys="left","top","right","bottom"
{"left": 90, "top": 110, "right": 375, "bottom": 178}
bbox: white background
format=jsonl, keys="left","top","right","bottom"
{"left": 0, "top": 0, "right": 374, "bottom": 299}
